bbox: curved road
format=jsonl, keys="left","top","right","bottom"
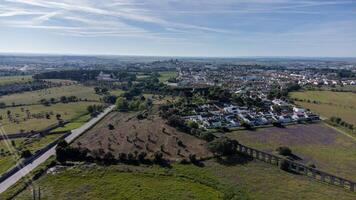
{"left": 0, "top": 105, "right": 115, "bottom": 193}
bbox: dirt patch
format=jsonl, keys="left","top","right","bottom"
{"left": 73, "top": 111, "right": 211, "bottom": 161}
{"left": 234, "top": 123, "right": 339, "bottom": 147}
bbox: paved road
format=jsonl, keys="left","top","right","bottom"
{"left": 0, "top": 105, "right": 115, "bottom": 193}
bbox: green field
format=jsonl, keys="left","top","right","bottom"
{"left": 51, "top": 114, "right": 91, "bottom": 133}
{"left": 290, "top": 91, "right": 356, "bottom": 125}
{"left": 0, "top": 76, "right": 32, "bottom": 86}
{"left": 0, "top": 84, "right": 100, "bottom": 105}
{"left": 14, "top": 165, "right": 225, "bottom": 200}
{"left": 11, "top": 159, "right": 356, "bottom": 200}
{"left": 0, "top": 102, "right": 97, "bottom": 134}
{"left": 109, "top": 89, "right": 124, "bottom": 97}
{"left": 158, "top": 71, "right": 177, "bottom": 82}
{"left": 0, "top": 134, "right": 62, "bottom": 174}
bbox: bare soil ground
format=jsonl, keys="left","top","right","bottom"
{"left": 73, "top": 110, "right": 211, "bottom": 161}
{"left": 227, "top": 123, "right": 356, "bottom": 180}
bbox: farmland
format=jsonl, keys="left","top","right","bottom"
{"left": 227, "top": 123, "right": 356, "bottom": 181}
{"left": 73, "top": 110, "right": 212, "bottom": 161}
{"left": 0, "top": 102, "right": 98, "bottom": 134}
{"left": 0, "top": 76, "right": 32, "bottom": 86}
{"left": 0, "top": 84, "right": 100, "bottom": 105}
{"left": 290, "top": 91, "right": 356, "bottom": 125}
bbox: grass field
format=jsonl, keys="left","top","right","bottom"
{"left": 0, "top": 102, "right": 97, "bottom": 134}
{"left": 109, "top": 89, "right": 124, "bottom": 96}
{"left": 51, "top": 114, "right": 91, "bottom": 133}
{"left": 0, "top": 76, "right": 32, "bottom": 86}
{"left": 14, "top": 164, "right": 224, "bottom": 200}
{"left": 290, "top": 91, "right": 356, "bottom": 125}
{"left": 227, "top": 123, "right": 356, "bottom": 181}
{"left": 11, "top": 159, "right": 356, "bottom": 200}
{"left": 0, "top": 134, "right": 63, "bottom": 174}
{"left": 0, "top": 84, "right": 100, "bottom": 105}
{"left": 158, "top": 71, "right": 177, "bottom": 83}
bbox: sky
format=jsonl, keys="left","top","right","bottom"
{"left": 0, "top": 0, "right": 355, "bottom": 57}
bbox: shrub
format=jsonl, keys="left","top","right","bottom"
{"left": 276, "top": 146, "right": 292, "bottom": 156}
{"left": 154, "top": 151, "right": 164, "bottom": 163}
{"left": 199, "top": 132, "right": 216, "bottom": 142}
{"left": 108, "top": 124, "right": 115, "bottom": 130}
{"left": 189, "top": 154, "right": 197, "bottom": 163}
{"left": 279, "top": 160, "right": 290, "bottom": 171}
{"left": 119, "top": 153, "right": 127, "bottom": 161}
{"left": 137, "top": 152, "right": 147, "bottom": 162}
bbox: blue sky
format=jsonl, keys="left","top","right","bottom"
{"left": 0, "top": 0, "right": 355, "bottom": 57}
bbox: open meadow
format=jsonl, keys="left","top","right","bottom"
{"left": 227, "top": 123, "right": 356, "bottom": 181}
{"left": 11, "top": 159, "right": 356, "bottom": 200}
{"left": 0, "top": 76, "right": 32, "bottom": 86}
{"left": 290, "top": 91, "right": 356, "bottom": 126}
{"left": 0, "top": 102, "right": 98, "bottom": 134}
{"left": 0, "top": 84, "right": 101, "bottom": 105}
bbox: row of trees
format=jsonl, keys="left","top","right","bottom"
{"left": 56, "top": 140, "right": 168, "bottom": 166}
{"left": 330, "top": 116, "right": 354, "bottom": 131}
{"left": 87, "top": 104, "right": 105, "bottom": 117}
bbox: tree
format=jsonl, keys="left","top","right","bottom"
{"left": 199, "top": 132, "right": 215, "bottom": 142}
{"left": 116, "top": 97, "right": 128, "bottom": 111}
{"left": 207, "top": 137, "right": 238, "bottom": 156}
{"left": 103, "top": 95, "right": 117, "bottom": 104}
{"left": 108, "top": 124, "right": 115, "bottom": 130}
{"left": 56, "top": 114, "right": 62, "bottom": 120}
{"left": 21, "top": 150, "right": 32, "bottom": 159}
{"left": 276, "top": 146, "right": 292, "bottom": 156}
{"left": 60, "top": 96, "right": 68, "bottom": 103}
{"left": 94, "top": 87, "right": 101, "bottom": 94}
{"left": 187, "top": 120, "right": 199, "bottom": 129}
{"left": 154, "top": 151, "right": 164, "bottom": 163}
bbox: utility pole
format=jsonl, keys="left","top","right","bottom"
{"left": 32, "top": 187, "right": 41, "bottom": 200}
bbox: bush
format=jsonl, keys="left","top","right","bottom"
{"left": 189, "top": 154, "right": 197, "bottom": 163}
{"left": 119, "top": 153, "right": 127, "bottom": 162}
{"left": 279, "top": 160, "right": 290, "bottom": 171}
{"left": 308, "top": 163, "right": 316, "bottom": 168}
{"left": 241, "top": 122, "right": 253, "bottom": 130}
{"left": 154, "top": 151, "right": 164, "bottom": 163}
{"left": 276, "top": 146, "right": 292, "bottom": 156}
{"left": 108, "top": 124, "right": 115, "bottom": 130}
{"left": 199, "top": 132, "right": 216, "bottom": 142}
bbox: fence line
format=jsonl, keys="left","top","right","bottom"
{"left": 236, "top": 144, "right": 355, "bottom": 192}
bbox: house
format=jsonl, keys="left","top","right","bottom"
{"left": 97, "top": 71, "right": 115, "bottom": 81}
